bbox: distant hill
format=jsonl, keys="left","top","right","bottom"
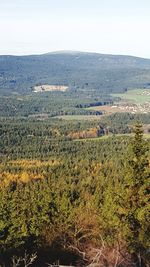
{"left": 0, "top": 51, "right": 150, "bottom": 95}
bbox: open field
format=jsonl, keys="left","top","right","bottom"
{"left": 86, "top": 105, "right": 125, "bottom": 114}
{"left": 87, "top": 89, "right": 150, "bottom": 114}
{"left": 34, "top": 84, "right": 68, "bottom": 92}
{"left": 55, "top": 115, "right": 103, "bottom": 120}
{"left": 74, "top": 135, "right": 112, "bottom": 141}
{"left": 74, "top": 133, "right": 150, "bottom": 142}
{"left": 112, "top": 89, "right": 150, "bottom": 104}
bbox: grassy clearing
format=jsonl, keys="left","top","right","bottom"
{"left": 112, "top": 89, "right": 150, "bottom": 104}
{"left": 86, "top": 89, "right": 150, "bottom": 115}
{"left": 55, "top": 115, "right": 103, "bottom": 121}
{"left": 143, "top": 133, "right": 150, "bottom": 139}
{"left": 86, "top": 105, "right": 122, "bottom": 114}
{"left": 73, "top": 135, "right": 110, "bottom": 141}
{"left": 74, "top": 133, "right": 150, "bottom": 142}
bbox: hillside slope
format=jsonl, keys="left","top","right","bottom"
{"left": 0, "top": 51, "right": 150, "bottom": 95}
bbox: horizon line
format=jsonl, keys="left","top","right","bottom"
{"left": 0, "top": 50, "right": 150, "bottom": 60}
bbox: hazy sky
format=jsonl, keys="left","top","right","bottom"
{"left": 0, "top": 0, "right": 150, "bottom": 57}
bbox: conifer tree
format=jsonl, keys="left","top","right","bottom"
{"left": 123, "top": 123, "right": 150, "bottom": 265}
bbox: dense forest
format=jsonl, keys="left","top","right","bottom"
{"left": 0, "top": 51, "right": 150, "bottom": 266}
{"left": 1, "top": 52, "right": 150, "bottom": 95}
{"left": 0, "top": 90, "right": 112, "bottom": 117}
{"left": 0, "top": 116, "right": 150, "bottom": 266}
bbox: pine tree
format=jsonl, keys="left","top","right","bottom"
{"left": 123, "top": 123, "right": 150, "bottom": 265}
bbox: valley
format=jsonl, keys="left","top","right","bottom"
{"left": 0, "top": 52, "right": 150, "bottom": 267}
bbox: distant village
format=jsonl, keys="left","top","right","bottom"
{"left": 112, "top": 102, "right": 150, "bottom": 114}
{"left": 112, "top": 90, "right": 150, "bottom": 114}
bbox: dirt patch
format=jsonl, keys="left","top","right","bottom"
{"left": 34, "top": 85, "right": 68, "bottom": 92}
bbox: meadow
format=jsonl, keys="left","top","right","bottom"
{"left": 86, "top": 89, "right": 150, "bottom": 115}
{"left": 112, "top": 88, "right": 150, "bottom": 104}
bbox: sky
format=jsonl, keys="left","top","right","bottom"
{"left": 0, "top": 0, "right": 150, "bottom": 58}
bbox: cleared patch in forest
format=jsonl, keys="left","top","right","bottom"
{"left": 55, "top": 115, "right": 103, "bottom": 121}
{"left": 34, "top": 84, "right": 68, "bottom": 92}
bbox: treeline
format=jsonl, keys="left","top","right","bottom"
{"left": 75, "top": 100, "right": 112, "bottom": 108}
{"left": 101, "top": 112, "right": 150, "bottom": 126}
{"left": 1, "top": 115, "right": 150, "bottom": 161}
{"left": 68, "top": 126, "right": 106, "bottom": 139}
{"left": 0, "top": 91, "right": 111, "bottom": 117}
{"left": 1, "top": 115, "right": 149, "bottom": 162}
{"left": 100, "top": 112, "right": 150, "bottom": 134}
{"left": 0, "top": 116, "right": 136, "bottom": 161}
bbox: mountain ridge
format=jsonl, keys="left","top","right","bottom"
{"left": 0, "top": 51, "right": 150, "bottom": 95}
{"left": 1, "top": 51, "right": 150, "bottom": 60}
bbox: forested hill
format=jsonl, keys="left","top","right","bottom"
{"left": 0, "top": 51, "right": 150, "bottom": 95}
